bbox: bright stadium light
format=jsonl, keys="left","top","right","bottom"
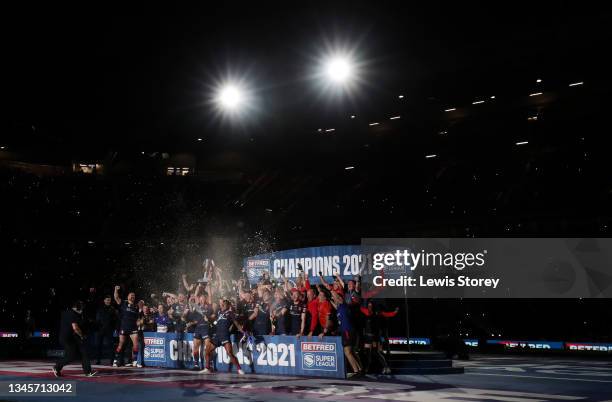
{"left": 312, "top": 45, "right": 364, "bottom": 97}
{"left": 325, "top": 56, "right": 353, "bottom": 84}
{"left": 216, "top": 84, "right": 245, "bottom": 111}
{"left": 209, "top": 75, "right": 258, "bottom": 121}
{"left": 307, "top": 39, "right": 370, "bottom": 103}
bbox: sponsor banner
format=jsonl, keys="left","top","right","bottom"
{"left": 301, "top": 342, "right": 338, "bottom": 371}
{"left": 244, "top": 245, "right": 364, "bottom": 284}
{"left": 138, "top": 333, "right": 345, "bottom": 378}
{"left": 487, "top": 339, "right": 564, "bottom": 350}
{"left": 566, "top": 342, "right": 612, "bottom": 352}
{"left": 143, "top": 336, "right": 166, "bottom": 362}
{"left": 464, "top": 339, "right": 479, "bottom": 347}
{"left": 388, "top": 337, "right": 431, "bottom": 346}
{"left": 0, "top": 332, "right": 18, "bottom": 338}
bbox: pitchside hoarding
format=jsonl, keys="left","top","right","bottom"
{"left": 565, "top": 342, "right": 612, "bottom": 352}
{"left": 139, "top": 333, "right": 346, "bottom": 378}
{"left": 486, "top": 340, "right": 564, "bottom": 350}
{"left": 387, "top": 337, "right": 431, "bottom": 346}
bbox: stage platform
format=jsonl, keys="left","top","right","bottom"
{"left": 0, "top": 354, "right": 610, "bottom": 401}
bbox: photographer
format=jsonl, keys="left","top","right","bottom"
{"left": 52, "top": 300, "right": 96, "bottom": 377}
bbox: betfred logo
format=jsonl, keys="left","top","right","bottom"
{"left": 247, "top": 259, "right": 270, "bottom": 267}
{"left": 301, "top": 342, "right": 336, "bottom": 352}
{"left": 502, "top": 341, "right": 550, "bottom": 349}
{"left": 388, "top": 337, "right": 407, "bottom": 345}
{"left": 567, "top": 343, "right": 612, "bottom": 352}
{"left": 144, "top": 337, "right": 165, "bottom": 346}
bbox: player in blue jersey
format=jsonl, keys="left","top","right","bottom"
{"left": 238, "top": 291, "right": 256, "bottom": 332}
{"left": 287, "top": 288, "right": 306, "bottom": 336}
{"left": 191, "top": 293, "right": 217, "bottom": 372}
{"left": 330, "top": 291, "right": 363, "bottom": 378}
{"left": 209, "top": 299, "right": 244, "bottom": 375}
{"left": 271, "top": 288, "right": 289, "bottom": 335}
{"left": 154, "top": 304, "right": 172, "bottom": 332}
{"left": 252, "top": 289, "right": 272, "bottom": 336}
{"left": 112, "top": 285, "right": 141, "bottom": 367}
{"left": 237, "top": 290, "right": 256, "bottom": 349}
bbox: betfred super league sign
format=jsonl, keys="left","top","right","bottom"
{"left": 139, "top": 333, "right": 345, "bottom": 378}
{"left": 300, "top": 342, "right": 338, "bottom": 372}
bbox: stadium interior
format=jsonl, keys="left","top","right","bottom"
{"left": 2, "top": 3, "right": 611, "bottom": 357}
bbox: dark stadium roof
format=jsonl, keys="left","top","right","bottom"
{"left": 2, "top": 3, "right": 612, "bottom": 247}
{"left": 4, "top": 4, "right": 611, "bottom": 157}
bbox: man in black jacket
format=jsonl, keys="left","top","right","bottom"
{"left": 52, "top": 300, "right": 96, "bottom": 377}
{"left": 95, "top": 295, "right": 118, "bottom": 365}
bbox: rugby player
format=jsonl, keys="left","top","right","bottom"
{"left": 271, "top": 287, "right": 289, "bottom": 335}
{"left": 154, "top": 304, "right": 172, "bottom": 332}
{"left": 330, "top": 292, "right": 363, "bottom": 378}
{"left": 317, "top": 287, "right": 333, "bottom": 339}
{"left": 305, "top": 288, "right": 319, "bottom": 336}
{"left": 192, "top": 292, "right": 216, "bottom": 372}
{"left": 252, "top": 289, "right": 272, "bottom": 337}
{"left": 208, "top": 299, "right": 244, "bottom": 375}
{"left": 287, "top": 288, "right": 306, "bottom": 337}
{"left": 113, "top": 286, "right": 140, "bottom": 367}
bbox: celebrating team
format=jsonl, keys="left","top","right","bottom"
{"left": 55, "top": 262, "right": 398, "bottom": 378}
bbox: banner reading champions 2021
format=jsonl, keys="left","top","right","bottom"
{"left": 244, "top": 245, "right": 365, "bottom": 285}
{"left": 139, "top": 333, "right": 346, "bottom": 378}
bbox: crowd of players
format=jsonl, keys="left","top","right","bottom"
{"left": 55, "top": 263, "right": 399, "bottom": 378}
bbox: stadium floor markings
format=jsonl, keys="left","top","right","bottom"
{"left": 1, "top": 359, "right": 611, "bottom": 401}
{"left": 356, "top": 388, "right": 588, "bottom": 401}
{"left": 464, "top": 372, "right": 612, "bottom": 383}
